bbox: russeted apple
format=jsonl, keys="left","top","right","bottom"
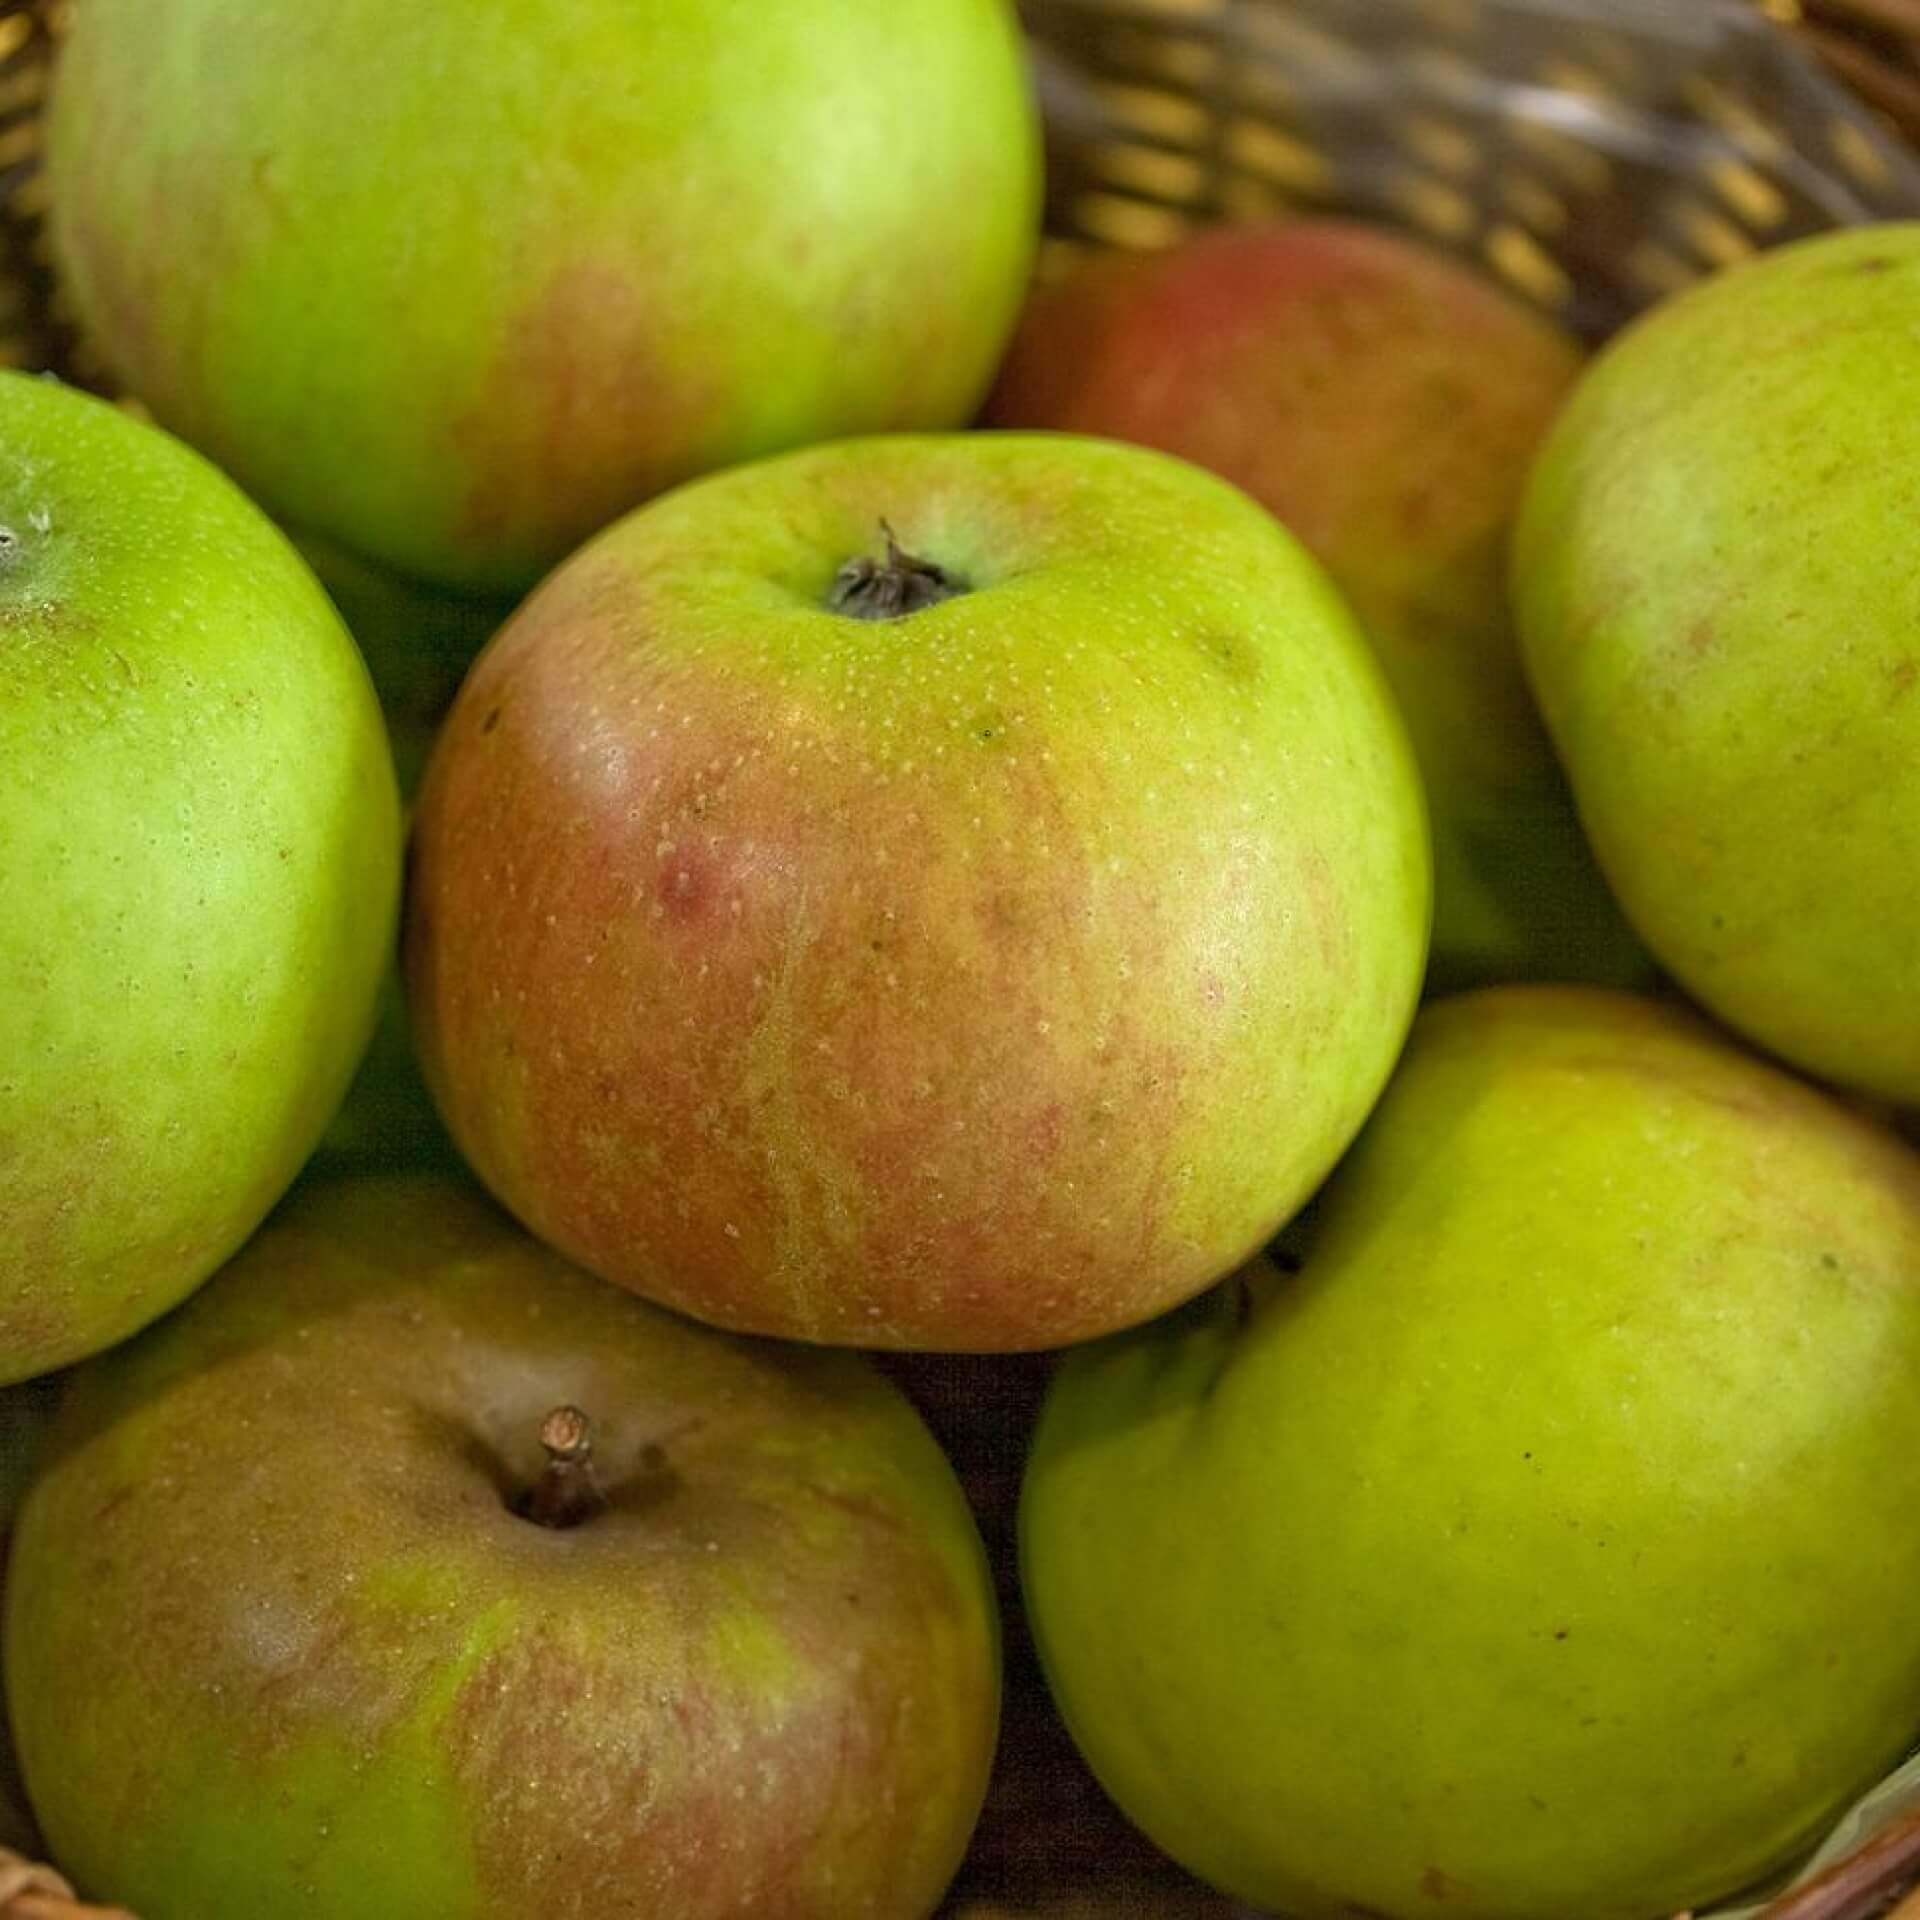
{"left": 405, "top": 432, "right": 1432, "bottom": 1351}
{"left": 7, "top": 1173, "right": 1000, "bottom": 1920}
{"left": 46, "top": 0, "right": 1042, "bottom": 593}
{"left": 0, "top": 371, "right": 400, "bottom": 1385}
{"left": 1021, "top": 986, "right": 1920, "bottom": 1920}
{"left": 985, "top": 219, "right": 1646, "bottom": 992}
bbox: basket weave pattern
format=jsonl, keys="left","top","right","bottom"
{"left": 3, "top": 2, "right": 1920, "bottom": 1916}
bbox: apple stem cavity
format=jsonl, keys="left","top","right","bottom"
{"left": 828, "top": 519, "right": 965, "bottom": 621}
{"left": 519, "top": 1404, "right": 608, "bottom": 1531}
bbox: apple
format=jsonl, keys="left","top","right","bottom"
{"left": 1513, "top": 223, "right": 1920, "bottom": 1105}
{"left": 7, "top": 1171, "right": 1001, "bottom": 1920}
{"left": 45, "top": 0, "right": 1043, "bottom": 594}
{"left": 1021, "top": 986, "right": 1920, "bottom": 1920}
{"left": 983, "top": 219, "right": 1646, "bottom": 994}
{"left": 405, "top": 431, "right": 1432, "bottom": 1351}
{"left": 0, "top": 370, "right": 400, "bottom": 1385}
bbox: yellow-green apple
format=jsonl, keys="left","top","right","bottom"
{"left": 46, "top": 0, "right": 1042, "bottom": 594}
{"left": 0, "top": 1376, "right": 60, "bottom": 1854}
{"left": 0, "top": 371, "right": 400, "bottom": 1384}
{"left": 7, "top": 1171, "right": 1001, "bottom": 1920}
{"left": 1021, "top": 986, "right": 1920, "bottom": 1920}
{"left": 984, "top": 219, "right": 1645, "bottom": 993}
{"left": 1514, "top": 224, "right": 1920, "bottom": 1104}
{"left": 405, "top": 433, "right": 1432, "bottom": 1351}
{"left": 292, "top": 532, "right": 511, "bottom": 1175}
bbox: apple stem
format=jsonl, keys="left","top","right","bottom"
{"left": 828, "top": 519, "right": 965, "bottom": 621}
{"left": 523, "top": 1405, "right": 607, "bottom": 1531}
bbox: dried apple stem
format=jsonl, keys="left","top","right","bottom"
{"left": 522, "top": 1405, "right": 607, "bottom": 1531}
{"left": 828, "top": 519, "right": 964, "bottom": 620}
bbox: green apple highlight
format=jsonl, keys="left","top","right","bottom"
{"left": 1022, "top": 986, "right": 1920, "bottom": 1920}
{"left": 0, "top": 372, "right": 400, "bottom": 1384}
{"left": 406, "top": 433, "right": 1432, "bottom": 1351}
{"left": 47, "top": 0, "right": 1042, "bottom": 592}
{"left": 7, "top": 1173, "right": 1000, "bottom": 1920}
{"left": 1514, "top": 223, "right": 1920, "bottom": 1104}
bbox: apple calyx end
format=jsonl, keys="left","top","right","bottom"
{"left": 828, "top": 518, "right": 965, "bottom": 621}
{"left": 517, "top": 1404, "right": 608, "bottom": 1531}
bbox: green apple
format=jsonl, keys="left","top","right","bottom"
{"left": 1022, "top": 986, "right": 1920, "bottom": 1920}
{"left": 1513, "top": 223, "right": 1920, "bottom": 1104}
{"left": 0, "top": 371, "right": 400, "bottom": 1384}
{"left": 8, "top": 1171, "right": 1001, "bottom": 1919}
{"left": 406, "top": 432, "right": 1432, "bottom": 1351}
{"left": 46, "top": 0, "right": 1042, "bottom": 593}
{"left": 984, "top": 219, "right": 1646, "bottom": 993}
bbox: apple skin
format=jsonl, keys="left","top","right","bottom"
{"left": 405, "top": 432, "right": 1432, "bottom": 1351}
{"left": 6, "top": 1171, "right": 1001, "bottom": 1920}
{"left": 1513, "top": 224, "right": 1920, "bottom": 1104}
{"left": 46, "top": 0, "right": 1042, "bottom": 594}
{"left": 983, "top": 220, "right": 1646, "bottom": 994}
{"left": 1021, "top": 986, "right": 1920, "bottom": 1920}
{"left": 0, "top": 371, "right": 401, "bottom": 1384}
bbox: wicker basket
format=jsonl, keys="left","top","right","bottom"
{"left": 4, "top": 2, "right": 1920, "bottom": 1916}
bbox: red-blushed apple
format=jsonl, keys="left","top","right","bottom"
{"left": 1021, "top": 987, "right": 1920, "bottom": 1920}
{"left": 6, "top": 1171, "right": 1001, "bottom": 1920}
{"left": 984, "top": 219, "right": 1645, "bottom": 993}
{"left": 46, "top": 0, "right": 1042, "bottom": 593}
{"left": 0, "top": 370, "right": 400, "bottom": 1385}
{"left": 405, "top": 432, "right": 1432, "bottom": 1351}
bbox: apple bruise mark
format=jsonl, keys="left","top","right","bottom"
{"left": 828, "top": 520, "right": 966, "bottom": 621}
